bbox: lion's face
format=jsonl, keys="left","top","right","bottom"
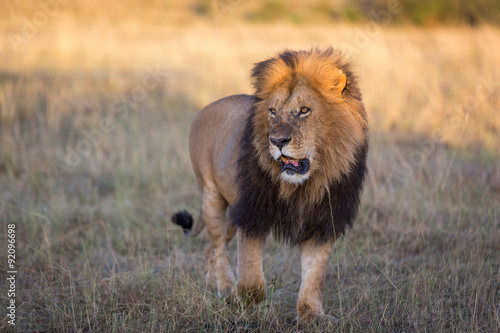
{"left": 250, "top": 48, "right": 367, "bottom": 201}
{"left": 266, "top": 82, "right": 323, "bottom": 185}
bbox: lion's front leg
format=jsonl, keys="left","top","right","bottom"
{"left": 297, "top": 238, "right": 335, "bottom": 323}
{"left": 236, "top": 230, "right": 266, "bottom": 303}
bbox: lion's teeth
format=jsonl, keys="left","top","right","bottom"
{"left": 280, "top": 156, "right": 300, "bottom": 167}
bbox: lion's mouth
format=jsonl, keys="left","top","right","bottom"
{"left": 280, "top": 156, "right": 309, "bottom": 175}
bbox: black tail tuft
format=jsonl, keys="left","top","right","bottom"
{"left": 171, "top": 210, "right": 193, "bottom": 234}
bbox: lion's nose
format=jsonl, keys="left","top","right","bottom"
{"left": 269, "top": 137, "right": 291, "bottom": 150}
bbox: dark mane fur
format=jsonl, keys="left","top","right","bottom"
{"left": 231, "top": 48, "right": 368, "bottom": 245}
{"left": 231, "top": 109, "right": 367, "bottom": 245}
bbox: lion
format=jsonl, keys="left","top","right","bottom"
{"left": 172, "top": 48, "right": 368, "bottom": 322}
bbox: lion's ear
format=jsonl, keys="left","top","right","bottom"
{"left": 332, "top": 69, "right": 347, "bottom": 97}
{"left": 315, "top": 67, "right": 347, "bottom": 97}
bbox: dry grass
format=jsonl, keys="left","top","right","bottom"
{"left": 0, "top": 1, "right": 499, "bottom": 332}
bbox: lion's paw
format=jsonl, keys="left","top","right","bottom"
{"left": 297, "top": 302, "right": 339, "bottom": 324}
{"left": 237, "top": 284, "right": 266, "bottom": 305}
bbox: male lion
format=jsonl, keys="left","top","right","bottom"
{"left": 172, "top": 48, "right": 368, "bottom": 322}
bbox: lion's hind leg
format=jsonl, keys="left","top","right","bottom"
{"left": 204, "top": 243, "right": 217, "bottom": 289}
{"left": 205, "top": 222, "right": 236, "bottom": 291}
{"left": 201, "top": 181, "right": 236, "bottom": 300}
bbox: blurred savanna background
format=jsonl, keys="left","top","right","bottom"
{"left": 0, "top": 0, "right": 499, "bottom": 331}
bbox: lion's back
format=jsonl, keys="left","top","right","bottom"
{"left": 189, "top": 94, "right": 257, "bottom": 205}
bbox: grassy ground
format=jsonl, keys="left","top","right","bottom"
{"left": 1, "top": 1, "right": 499, "bottom": 332}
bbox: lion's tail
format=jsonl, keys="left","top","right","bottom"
{"left": 171, "top": 210, "right": 204, "bottom": 238}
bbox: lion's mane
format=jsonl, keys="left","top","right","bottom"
{"left": 231, "top": 48, "right": 368, "bottom": 245}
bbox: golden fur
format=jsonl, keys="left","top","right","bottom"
{"left": 172, "top": 48, "right": 368, "bottom": 322}
{"left": 251, "top": 48, "right": 367, "bottom": 204}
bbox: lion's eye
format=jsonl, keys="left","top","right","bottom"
{"left": 269, "top": 108, "right": 276, "bottom": 115}
{"left": 300, "top": 106, "right": 311, "bottom": 115}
